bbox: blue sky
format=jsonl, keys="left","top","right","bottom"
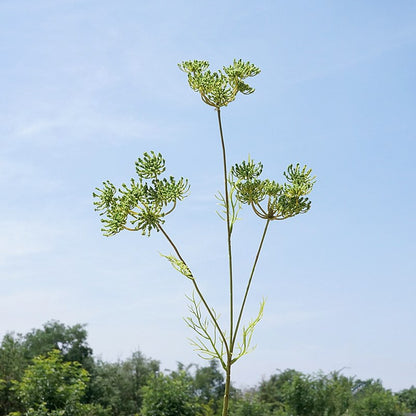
{"left": 1, "top": 0, "right": 415, "bottom": 391}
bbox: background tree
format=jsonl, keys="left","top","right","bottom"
{"left": 309, "top": 371, "right": 353, "bottom": 416}
{"left": 2, "top": 321, "right": 412, "bottom": 416}
{"left": 89, "top": 350, "right": 159, "bottom": 415}
{"left": 141, "top": 370, "right": 203, "bottom": 416}
{"left": 191, "top": 360, "right": 225, "bottom": 414}
{"left": 350, "top": 379, "right": 407, "bottom": 416}
{"left": 230, "top": 389, "right": 276, "bottom": 416}
{"left": 396, "top": 386, "right": 416, "bottom": 413}
{"left": 22, "top": 321, "right": 94, "bottom": 372}
{"left": 11, "top": 349, "right": 104, "bottom": 416}
{"left": 0, "top": 333, "right": 27, "bottom": 415}
{"left": 1, "top": 321, "right": 96, "bottom": 414}
{"left": 281, "top": 371, "right": 318, "bottom": 416}
{"left": 258, "top": 369, "right": 302, "bottom": 413}
{"left": 259, "top": 370, "right": 354, "bottom": 416}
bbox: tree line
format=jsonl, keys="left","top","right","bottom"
{"left": 0, "top": 321, "right": 414, "bottom": 415}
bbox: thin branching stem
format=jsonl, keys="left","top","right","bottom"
{"left": 157, "top": 223, "right": 230, "bottom": 355}
{"left": 123, "top": 226, "right": 138, "bottom": 231}
{"left": 216, "top": 107, "right": 235, "bottom": 416}
{"left": 232, "top": 219, "right": 270, "bottom": 349}
{"left": 164, "top": 200, "right": 177, "bottom": 216}
{"left": 222, "top": 355, "right": 232, "bottom": 416}
{"left": 216, "top": 108, "right": 234, "bottom": 346}
{"left": 251, "top": 202, "right": 268, "bottom": 219}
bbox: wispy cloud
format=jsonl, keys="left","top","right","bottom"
{"left": 3, "top": 107, "right": 168, "bottom": 148}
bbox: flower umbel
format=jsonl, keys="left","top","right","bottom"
{"left": 178, "top": 59, "right": 261, "bottom": 108}
{"left": 232, "top": 160, "right": 316, "bottom": 220}
{"left": 93, "top": 151, "right": 189, "bottom": 236}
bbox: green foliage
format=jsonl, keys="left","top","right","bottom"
{"left": 282, "top": 372, "right": 319, "bottom": 416}
{"left": 93, "top": 151, "right": 189, "bottom": 236}
{"left": 258, "top": 369, "right": 302, "bottom": 412}
{"left": 0, "top": 333, "right": 27, "bottom": 415}
{"left": 141, "top": 371, "right": 202, "bottom": 416}
{"left": 276, "top": 371, "right": 355, "bottom": 416}
{"left": 22, "top": 321, "right": 94, "bottom": 372}
{"left": 89, "top": 350, "right": 159, "bottom": 416}
{"left": 162, "top": 254, "right": 193, "bottom": 280}
{"left": 0, "top": 321, "right": 96, "bottom": 415}
{"left": 215, "top": 174, "right": 242, "bottom": 234}
{"left": 1, "top": 324, "right": 414, "bottom": 416}
{"left": 230, "top": 389, "right": 276, "bottom": 416}
{"left": 231, "top": 400, "right": 275, "bottom": 416}
{"left": 257, "top": 370, "right": 409, "bottom": 416}
{"left": 397, "top": 385, "right": 416, "bottom": 412}
{"left": 13, "top": 349, "right": 90, "bottom": 415}
{"left": 315, "top": 371, "right": 354, "bottom": 416}
{"left": 9, "top": 402, "right": 109, "bottom": 416}
{"left": 231, "top": 299, "right": 265, "bottom": 365}
{"left": 178, "top": 59, "right": 260, "bottom": 108}
{"left": 192, "top": 360, "right": 225, "bottom": 414}
{"left": 185, "top": 291, "right": 226, "bottom": 366}
{"left": 350, "top": 379, "right": 407, "bottom": 416}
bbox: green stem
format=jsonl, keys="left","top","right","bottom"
{"left": 216, "top": 107, "right": 235, "bottom": 416}
{"left": 232, "top": 219, "right": 270, "bottom": 349}
{"left": 157, "top": 223, "right": 230, "bottom": 355}
{"left": 216, "top": 108, "right": 234, "bottom": 347}
{"left": 222, "top": 356, "right": 232, "bottom": 416}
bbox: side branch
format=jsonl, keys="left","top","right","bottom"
{"left": 157, "top": 223, "right": 230, "bottom": 355}
{"left": 231, "top": 219, "right": 270, "bottom": 349}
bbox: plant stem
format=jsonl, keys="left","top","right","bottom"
{"left": 157, "top": 223, "right": 229, "bottom": 355}
{"left": 232, "top": 219, "right": 270, "bottom": 348}
{"left": 216, "top": 107, "right": 234, "bottom": 416}
{"left": 216, "top": 108, "right": 234, "bottom": 347}
{"left": 222, "top": 355, "right": 232, "bottom": 416}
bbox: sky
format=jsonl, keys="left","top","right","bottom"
{"left": 1, "top": 0, "right": 415, "bottom": 392}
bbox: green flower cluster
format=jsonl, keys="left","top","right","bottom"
{"left": 231, "top": 158, "right": 315, "bottom": 220}
{"left": 178, "top": 59, "right": 261, "bottom": 108}
{"left": 93, "top": 152, "right": 189, "bottom": 236}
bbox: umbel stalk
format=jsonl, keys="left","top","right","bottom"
{"left": 216, "top": 107, "right": 233, "bottom": 416}
{"left": 217, "top": 107, "right": 233, "bottom": 416}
